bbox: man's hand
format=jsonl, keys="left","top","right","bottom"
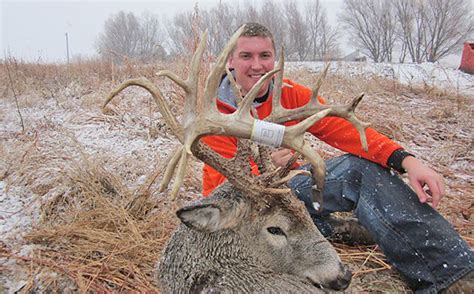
{"left": 271, "top": 148, "right": 293, "bottom": 168}
{"left": 402, "top": 156, "right": 445, "bottom": 209}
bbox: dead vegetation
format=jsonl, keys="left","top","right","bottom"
{"left": 0, "top": 58, "right": 472, "bottom": 293}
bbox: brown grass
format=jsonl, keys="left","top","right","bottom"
{"left": 1, "top": 59, "right": 472, "bottom": 293}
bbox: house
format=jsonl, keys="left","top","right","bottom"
{"left": 342, "top": 50, "right": 367, "bottom": 62}
{"left": 459, "top": 42, "right": 474, "bottom": 75}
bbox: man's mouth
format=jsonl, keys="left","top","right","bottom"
{"left": 249, "top": 73, "right": 265, "bottom": 79}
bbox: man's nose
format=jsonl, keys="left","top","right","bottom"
{"left": 250, "top": 57, "right": 264, "bottom": 70}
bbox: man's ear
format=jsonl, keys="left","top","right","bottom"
{"left": 227, "top": 56, "right": 234, "bottom": 69}
{"left": 177, "top": 204, "right": 223, "bottom": 232}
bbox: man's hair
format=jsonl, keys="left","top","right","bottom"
{"left": 239, "top": 22, "right": 276, "bottom": 51}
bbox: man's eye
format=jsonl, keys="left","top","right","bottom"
{"left": 267, "top": 227, "right": 286, "bottom": 236}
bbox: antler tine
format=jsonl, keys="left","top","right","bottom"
{"left": 202, "top": 25, "right": 245, "bottom": 113}
{"left": 102, "top": 78, "right": 187, "bottom": 199}
{"left": 310, "top": 63, "right": 330, "bottom": 105}
{"left": 278, "top": 109, "right": 333, "bottom": 209}
{"left": 272, "top": 48, "right": 285, "bottom": 111}
{"left": 155, "top": 32, "right": 208, "bottom": 199}
{"left": 158, "top": 147, "right": 182, "bottom": 193}
{"left": 171, "top": 149, "right": 189, "bottom": 199}
{"left": 225, "top": 66, "right": 243, "bottom": 106}
{"left": 344, "top": 93, "right": 370, "bottom": 151}
{"left": 235, "top": 67, "right": 280, "bottom": 120}
{"left": 102, "top": 77, "right": 183, "bottom": 142}
{"left": 156, "top": 31, "right": 208, "bottom": 93}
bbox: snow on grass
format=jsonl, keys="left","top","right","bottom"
{"left": 288, "top": 61, "right": 474, "bottom": 96}
{"left": 0, "top": 60, "right": 472, "bottom": 292}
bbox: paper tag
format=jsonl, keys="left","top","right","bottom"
{"left": 250, "top": 119, "right": 285, "bottom": 148}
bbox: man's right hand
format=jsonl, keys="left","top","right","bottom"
{"left": 271, "top": 148, "right": 294, "bottom": 168}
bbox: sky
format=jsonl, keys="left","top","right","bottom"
{"left": 1, "top": 0, "right": 345, "bottom": 63}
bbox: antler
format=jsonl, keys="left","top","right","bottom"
{"left": 103, "top": 24, "right": 369, "bottom": 211}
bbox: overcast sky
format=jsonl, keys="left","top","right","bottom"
{"left": 1, "top": 0, "right": 345, "bottom": 63}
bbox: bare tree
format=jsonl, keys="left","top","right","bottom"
{"left": 96, "top": 11, "right": 141, "bottom": 61}
{"left": 284, "top": 0, "right": 310, "bottom": 61}
{"left": 166, "top": 11, "right": 197, "bottom": 56}
{"left": 394, "top": 0, "right": 428, "bottom": 63}
{"left": 164, "top": 0, "right": 342, "bottom": 61}
{"left": 304, "top": 0, "right": 340, "bottom": 60}
{"left": 380, "top": 2, "right": 397, "bottom": 62}
{"left": 137, "top": 12, "right": 166, "bottom": 62}
{"left": 395, "top": 0, "right": 474, "bottom": 63}
{"left": 96, "top": 11, "right": 165, "bottom": 63}
{"left": 241, "top": 0, "right": 260, "bottom": 23}
{"left": 305, "top": 0, "right": 324, "bottom": 60}
{"left": 340, "top": 0, "right": 398, "bottom": 62}
{"left": 423, "top": 0, "right": 474, "bottom": 62}
{"left": 202, "top": 2, "right": 238, "bottom": 56}
{"left": 259, "top": 0, "right": 286, "bottom": 53}
{"left": 318, "top": 15, "right": 341, "bottom": 60}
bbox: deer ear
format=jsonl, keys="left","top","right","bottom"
{"left": 177, "top": 204, "right": 223, "bottom": 232}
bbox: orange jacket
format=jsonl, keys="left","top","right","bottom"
{"left": 200, "top": 79, "right": 402, "bottom": 196}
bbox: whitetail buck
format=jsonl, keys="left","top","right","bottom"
{"left": 104, "top": 25, "right": 369, "bottom": 293}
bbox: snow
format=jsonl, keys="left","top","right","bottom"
{"left": 0, "top": 60, "right": 472, "bottom": 291}
{"left": 1, "top": 61, "right": 472, "bottom": 242}
{"left": 288, "top": 61, "right": 474, "bottom": 96}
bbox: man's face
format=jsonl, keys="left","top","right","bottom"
{"left": 228, "top": 36, "right": 275, "bottom": 97}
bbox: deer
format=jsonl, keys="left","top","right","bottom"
{"left": 103, "top": 25, "right": 370, "bottom": 293}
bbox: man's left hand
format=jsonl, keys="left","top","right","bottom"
{"left": 402, "top": 156, "right": 445, "bottom": 209}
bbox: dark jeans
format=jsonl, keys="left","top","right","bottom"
{"left": 288, "top": 154, "right": 474, "bottom": 293}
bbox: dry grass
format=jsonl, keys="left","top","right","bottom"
{"left": 1, "top": 59, "right": 472, "bottom": 293}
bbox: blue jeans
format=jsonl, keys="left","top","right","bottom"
{"left": 288, "top": 154, "right": 474, "bottom": 293}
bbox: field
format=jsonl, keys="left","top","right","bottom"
{"left": 1, "top": 57, "right": 473, "bottom": 293}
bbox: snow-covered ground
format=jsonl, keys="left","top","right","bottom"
{"left": 288, "top": 61, "right": 474, "bottom": 97}
{"left": 0, "top": 60, "right": 472, "bottom": 292}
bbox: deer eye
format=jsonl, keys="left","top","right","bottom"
{"left": 267, "top": 227, "right": 286, "bottom": 236}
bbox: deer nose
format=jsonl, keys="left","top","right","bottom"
{"left": 328, "top": 264, "right": 352, "bottom": 291}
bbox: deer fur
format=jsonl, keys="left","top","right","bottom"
{"left": 156, "top": 182, "right": 351, "bottom": 293}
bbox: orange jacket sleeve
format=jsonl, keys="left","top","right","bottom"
{"left": 278, "top": 80, "right": 402, "bottom": 167}
{"left": 308, "top": 117, "right": 402, "bottom": 166}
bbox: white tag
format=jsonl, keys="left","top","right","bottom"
{"left": 251, "top": 119, "right": 285, "bottom": 148}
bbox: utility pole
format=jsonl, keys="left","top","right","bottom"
{"left": 65, "top": 32, "right": 70, "bottom": 63}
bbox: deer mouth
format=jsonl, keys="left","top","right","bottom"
{"left": 306, "top": 278, "right": 324, "bottom": 289}
{"left": 306, "top": 274, "right": 351, "bottom": 291}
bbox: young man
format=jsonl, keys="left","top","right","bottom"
{"left": 201, "top": 22, "right": 473, "bottom": 293}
